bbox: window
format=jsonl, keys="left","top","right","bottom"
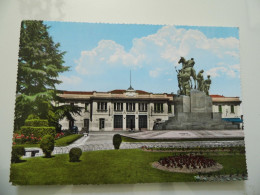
{"left": 168, "top": 104, "right": 172, "bottom": 113}
{"left": 99, "top": 118, "right": 105, "bottom": 129}
{"left": 139, "top": 115, "right": 147, "bottom": 128}
{"left": 114, "top": 102, "right": 123, "bottom": 111}
{"left": 114, "top": 115, "right": 123, "bottom": 128}
{"left": 138, "top": 103, "right": 148, "bottom": 112}
{"left": 154, "top": 103, "right": 164, "bottom": 113}
{"left": 231, "top": 105, "right": 234, "bottom": 113}
{"left": 97, "top": 102, "right": 107, "bottom": 111}
{"left": 126, "top": 102, "right": 135, "bottom": 112}
{"left": 218, "top": 105, "right": 222, "bottom": 113}
{"left": 85, "top": 103, "right": 89, "bottom": 112}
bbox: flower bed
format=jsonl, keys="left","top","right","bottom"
{"left": 152, "top": 154, "right": 223, "bottom": 173}
{"left": 13, "top": 133, "right": 41, "bottom": 145}
{"left": 13, "top": 132, "right": 65, "bottom": 145}
{"left": 55, "top": 132, "right": 65, "bottom": 139}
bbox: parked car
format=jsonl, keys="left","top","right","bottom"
{"left": 70, "top": 126, "right": 78, "bottom": 134}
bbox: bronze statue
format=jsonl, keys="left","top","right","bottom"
{"left": 177, "top": 57, "right": 197, "bottom": 94}
{"left": 197, "top": 70, "right": 204, "bottom": 91}
{"left": 179, "top": 69, "right": 191, "bottom": 96}
{"left": 175, "top": 67, "right": 183, "bottom": 95}
{"left": 176, "top": 57, "right": 211, "bottom": 96}
{"left": 204, "top": 75, "right": 211, "bottom": 95}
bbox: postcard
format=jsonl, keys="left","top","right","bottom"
{"left": 10, "top": 21, "right": 247, "bottom": 185}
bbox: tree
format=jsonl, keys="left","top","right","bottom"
{"left": 14, "top": 20, "right": 81, "bottom": 131}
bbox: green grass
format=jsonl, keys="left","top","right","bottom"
{"left": 10, "top": 149, "right": 247, "bottom": 185}
{"left": 205, "top": 155, "right": 247, "bottom": 176}
{"left": 121, "top": 136, "right": 244, "bottom": 142}
{"left": 55, "top": 134, "right": 84, "bottom": 146}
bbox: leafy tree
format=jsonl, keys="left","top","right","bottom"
{"left": 14, "top": 20, "right": 81, "bottom": 131}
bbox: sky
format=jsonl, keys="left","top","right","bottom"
{"left": 44, "top": 21, "right": 241, "bottom": 97}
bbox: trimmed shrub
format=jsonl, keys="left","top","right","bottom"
{"left": 40, "top": 135, "right": 55, "bottom": 158}
{"left": 69, "top": 147, "right": 82, "bottom": 162}
{"left": 21, "top": 126, "right": 55, "bottom": 138}
{"left": 113, "top": 134, "right": 122, "bottom": 150}
{"left": 11, "top": 146, "right": 25, "bottom": 163}
{"left": 27, "top": 114, "right": 40, "bottom": 120}
{"left": 20, "top": 116, "right": 55, "bottom": 144}
{"left": 24, "top": 119, "right": 49, "bottom": 127}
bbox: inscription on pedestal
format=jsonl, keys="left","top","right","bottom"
{"left": 190, "top": 90, "right": 212, "bottom": 113}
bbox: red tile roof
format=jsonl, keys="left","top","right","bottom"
{"left": 136, "top": 90, "right": 150, "bottom": 94}
{"left": 210, "top": 95, "right": 225, "bottom": 98}
{"left": 62, "top": 91, "right": 93, "bottom": 95}
{"left": 109, "top": 89, "right": 126, "bottom": 94}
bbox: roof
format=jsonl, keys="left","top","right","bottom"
{"left": 109, "top": 89, "right": 151, "bottom": 94}
{"left": 62, "top": 91, "right": 94, "bottom": 95}
{"left": 57, "top": 91, "right": 239, "bottom": 103}
{"left": 58, "top": 89, "right": 174, "bottom": 101}
{"left": 210, "top": 95, "right": 225, "bottom": 98}
{"left": 210, "top": 94, "right": 241, "bottom": 103}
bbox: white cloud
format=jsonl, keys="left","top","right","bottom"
{"left": 75, "top": 25, "right": 240, "bottom": 80}
{"left": 206, "top": 63, "right": 240, "bottom": 78}
{"left": 59, "top": 75, "right": 82, "bottom": 85}
{"left": 75, "top": 40, "right": 143, "bottom": 75}
{"left": 225, "top": 51, "right": 239, "bottom": 58}
{"left": 206, "top": 67, "right": 227, "bottom": 78}
{"left": 149, "top": 68, "right": 162, "bottom": 78}
{"left": 217, "top": 62, "right": 225, "bottom": 66}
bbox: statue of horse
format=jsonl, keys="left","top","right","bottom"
{"left": 178, "top": 57, "right": 197, "bottom": 89}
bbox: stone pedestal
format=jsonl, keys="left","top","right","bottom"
{"left": 154, "top": 90, "right": 239, "bottom": 130}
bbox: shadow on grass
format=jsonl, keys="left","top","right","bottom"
{"left": 69, "top": 160, "right": 82, "bottom": 163}
{"left": 12, "top": 159, "right": 27, "bottom": 164}
{"left": 42, "top": 156, "right": 56, "bottom": 159}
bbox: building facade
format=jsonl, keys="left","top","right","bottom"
{"left": 57, "top": 88, "right": 242, "bottom": 131}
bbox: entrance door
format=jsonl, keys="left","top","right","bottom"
{"left": 139, "top": 115, "right": 147, "bottom": 129}
{"left": 69, "top": 120, "right": 74, "bottom": 129}
{"left": 99, "top": 118, "right": 105, "bottom": 130}
{"left": 126, "top": 115, "right": 135, "bottom": 130}
{"left": 84, "top": 119, "right": 89, "bottom": 132}
{"left": 114, "top": 115, "right": 123, "bottom": 130}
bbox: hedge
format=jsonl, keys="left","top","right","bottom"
{"left": 69, "top": 147, "right": 82, "bottom": 162}
{"left": 24, "top": 119, "right": 49, "bottom": 127}
{"left": 21, "top": 126, "right": 55, "bottom": 138}
{"left": 40, "top": 135, "right": 55, "bottom": 158}
{"left": 113, "top": 134, "right": 122, "bottom": 150}
{"left": 27, "top": 114, "right": 40, "bottom": 120}
{"left": 11, "top": 146, "right": 25, "bottom": 163}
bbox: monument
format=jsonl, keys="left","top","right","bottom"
{"left": 154, "top": 57, "right": 239, "bottom": 130}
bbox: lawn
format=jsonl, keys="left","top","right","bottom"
{"left": 55, "top": 134, "right": 83, "bottom": 146}
{"left": 10, "top": 149, "right": 247, "bottom": 185}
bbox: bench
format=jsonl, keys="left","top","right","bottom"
{"left": 25, "top": 149, "right": 40, "bottom": 157}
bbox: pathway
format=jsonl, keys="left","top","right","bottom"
{"left": 23, "top": 131, "right": 245, "bottom": 158}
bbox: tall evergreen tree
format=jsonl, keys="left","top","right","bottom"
{"left": 14, "top": 21, "right": 80, "bottom": 131}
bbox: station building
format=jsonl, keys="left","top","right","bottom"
{"left": 57, "top": 87, "right": 242, "bottom": 131}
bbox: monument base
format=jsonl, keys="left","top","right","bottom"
{"left": 154, "top": 90, "right": 239, "bottom": 130}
